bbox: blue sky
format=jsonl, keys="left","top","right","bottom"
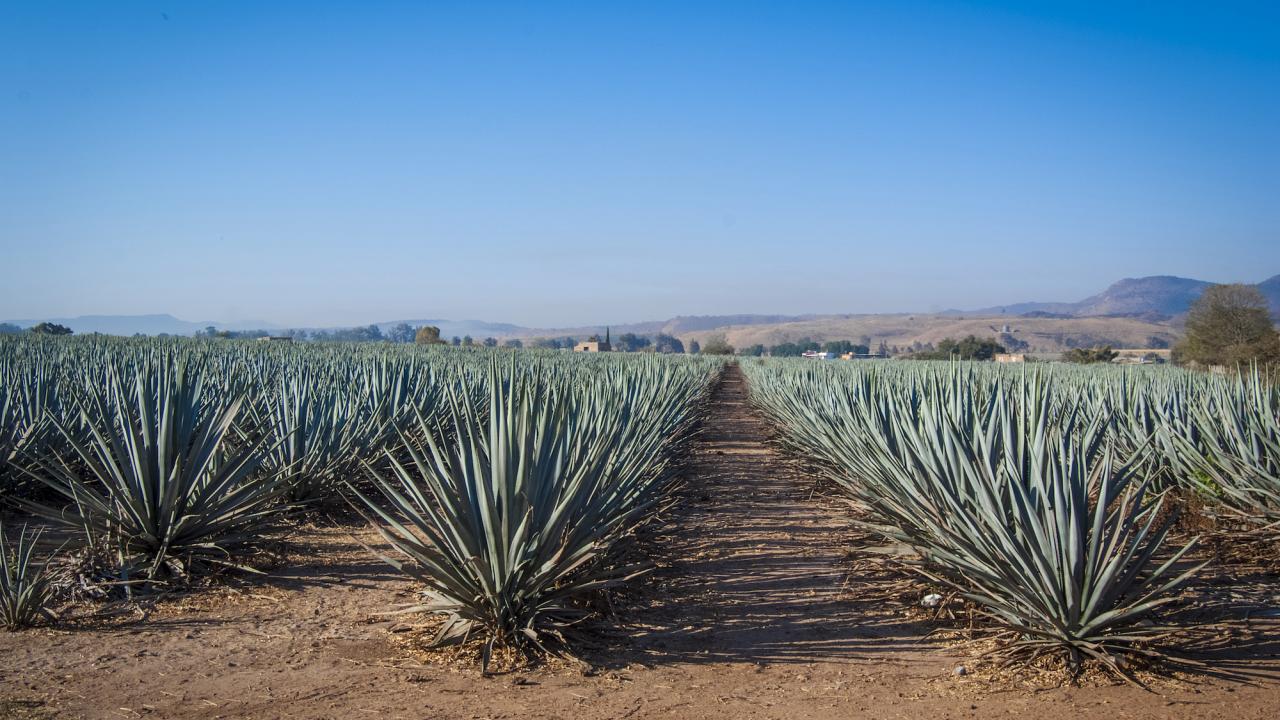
{"left": 2, "top": 1, "right": 1278, "bottom": 327}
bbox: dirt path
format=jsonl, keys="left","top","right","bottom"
{"left": 599, "top": 362, "right": 936, "bottom": 667}
{"left": 3, "top": 364, "right": 1280, "bottom": 719}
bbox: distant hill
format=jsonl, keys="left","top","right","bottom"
{"left": 416, "top": 314, "right": 819, "bottom": 341}
{"left": 1070, "top": 276, "right": 1210, "bottom": 317}
{"left": 8, "top": 274, "right": 1274, "bottom": 342}
{"left": 674, "top": 314, "right": 1182, "bottom": 354}
{"left": 1257, "top": 275, "right": 1280, "bottom": 311}
{"left": 965, "top": 274, "right": 1279, "bottom": 318}
{"left": 0, "top": 314, "right": 279, "bottom": 336}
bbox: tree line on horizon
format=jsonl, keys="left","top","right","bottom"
{"left": 4, "top": 284, "right": 1277, "bottom": 369}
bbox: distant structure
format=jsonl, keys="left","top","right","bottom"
{"left": 840, "top": 352, "right": 886, "bottom": 360}
{"left": 574, "top": 327, "right": 611, "bottom": 353}
{"left": 994, "top": 353, "right": 1025, "bottom": 363}
{"left": 802, "top": 350, "right": 836, "bottom": 360}
{"left": 257, "top": 336, "right": 294, "bottom": 343}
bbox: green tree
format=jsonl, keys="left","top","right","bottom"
{"left": 503, "top": 338, "right": 523, "bottom": 349}
{"left": 1063, "top": 346, "right": 1118, "bottom": 364}
{"left": 742, "top": 344, "right": 766, "bottom": 357}
{"left": 615, "top": 333, "right": 652, "bottom": 352}
{"left": 415, "top": 326, "right": 445, "bottom": 345}
{"left": 822, "top": 340, "right": 869, "bottom": 355}
{"left": 482, "top": 337, "right": 498, "bottom": 347}
{"left": 389, "top": 323, "right": 415, "bottom": 343}
{"left": 29, "top": 322, "right": 72, "bottom": 336}
{"left": 688, "top": 340, "right": 701, "bottom": 354}
{"left": 911, "top": 335, "right": 1005, "bottom": 360}
{"left": 653, "top": 334, "right": 684, "bottom": 354}
{"left": 1174, "top": 284, "right": 1280, "bottom": 368}
{"left": 328, "top": 325, "right": 382, "bottom": 342}
{"left": 701, "top": 334, "right": 735, "bottom": 355}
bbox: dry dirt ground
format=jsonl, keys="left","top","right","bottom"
{"left": 4, "top": 365, "right": 1280, "bottom": 719}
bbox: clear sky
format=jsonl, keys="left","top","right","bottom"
{"left": 2, "top": 1, "right": 1278, "bottom": 328}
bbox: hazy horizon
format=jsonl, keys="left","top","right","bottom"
{"left": 3, "top": 2, "right": 1279, "bottom": 327}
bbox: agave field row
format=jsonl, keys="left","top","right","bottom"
{"left": 0, "top": 335, "right": 722, "bottom": 655}
{"left": 742, "top": 358, "right": 1280, "bottom": 675}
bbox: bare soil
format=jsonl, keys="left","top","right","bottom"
{"left": 3, "top": 365, "right": 1280, "bottom": 719}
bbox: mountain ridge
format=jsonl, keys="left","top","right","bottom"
{"left": 959, "top": 274, "right": 1279, "bottom": 318}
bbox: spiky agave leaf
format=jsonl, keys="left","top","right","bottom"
{"left": 352, "top": 357, "right": 713, "bottom": 667}
{"left": 249, "top": 367, "right": 390, "bottom": 503}
{"left": 0, "top": 522, "right": 58, "bottom": 629}
{"left": 1161, "top": 367, "right": 1280, "bottom": 530}
{"left": 0, "top": 349, "right": 63, "bottom": 496}
{"left": 16, "top": 355, "right": 289, "bottom": 583}
{"left": 743, "top": 359, "right": 1201, "bottom": 676}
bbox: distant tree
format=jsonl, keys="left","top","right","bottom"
{"left": 742, "top": 344, "right": 766, "bottom": 357}
{"left": 29, "top": 322, "right": 73, "bottom": 336}
{"left": 503, "top": 338, "right": 523, "bottom": 349}
{"left": 688, "top": 340, "right": 701, "bottom": 354}
{"left": 482, "top": 337, "right": 498, "bottom": 347}
{"left": 911, "top": 335, "right": 1006, "bottom": 360}
{"left": 389, "top": 323, "right": 416, "bottom": 343}
{"left": 769, "top": 340, "right": 821, "bottom": 356}
{"left": 822, "top": 340, "right": 870, "bottom": 355}
{"left": 701, "top": 334, "right": 735, "bottom": 355}
{"left": 614, "top": 332, "right": 652, "bottom": 352}
{"left": 769, "top": 342, "right": 804, "bottom": 357}
{"left": 998, "top": 333, "right": 1030, "bottom": 352}
{"left": 462, "top": 335, "right": 474, "bottom": 347}
{"left": 197, "top": 325, "right": 218, "bottom": 338}
{"left": 1173, "top": 284, "right": 1280, "bottom": 369}
{"left": 415, "top": 325, "right": 445, "bottom": 345}
{"left": 1063, "top": 346, "right": 1118, "bottom": 364}
{"left": 529, "top": 337, "right": 560, "bottom": 349}
{"left": 328, "top": 324, "right": 383, "bottom": 342}
{"left": 653, "top": 334, "right": 684, "bottom": 354}
{"left": 0, "top": 323, "right": 24, "bottom": 334}
{"left": 451, "top": 336, "right": 461, "bottom": 346}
